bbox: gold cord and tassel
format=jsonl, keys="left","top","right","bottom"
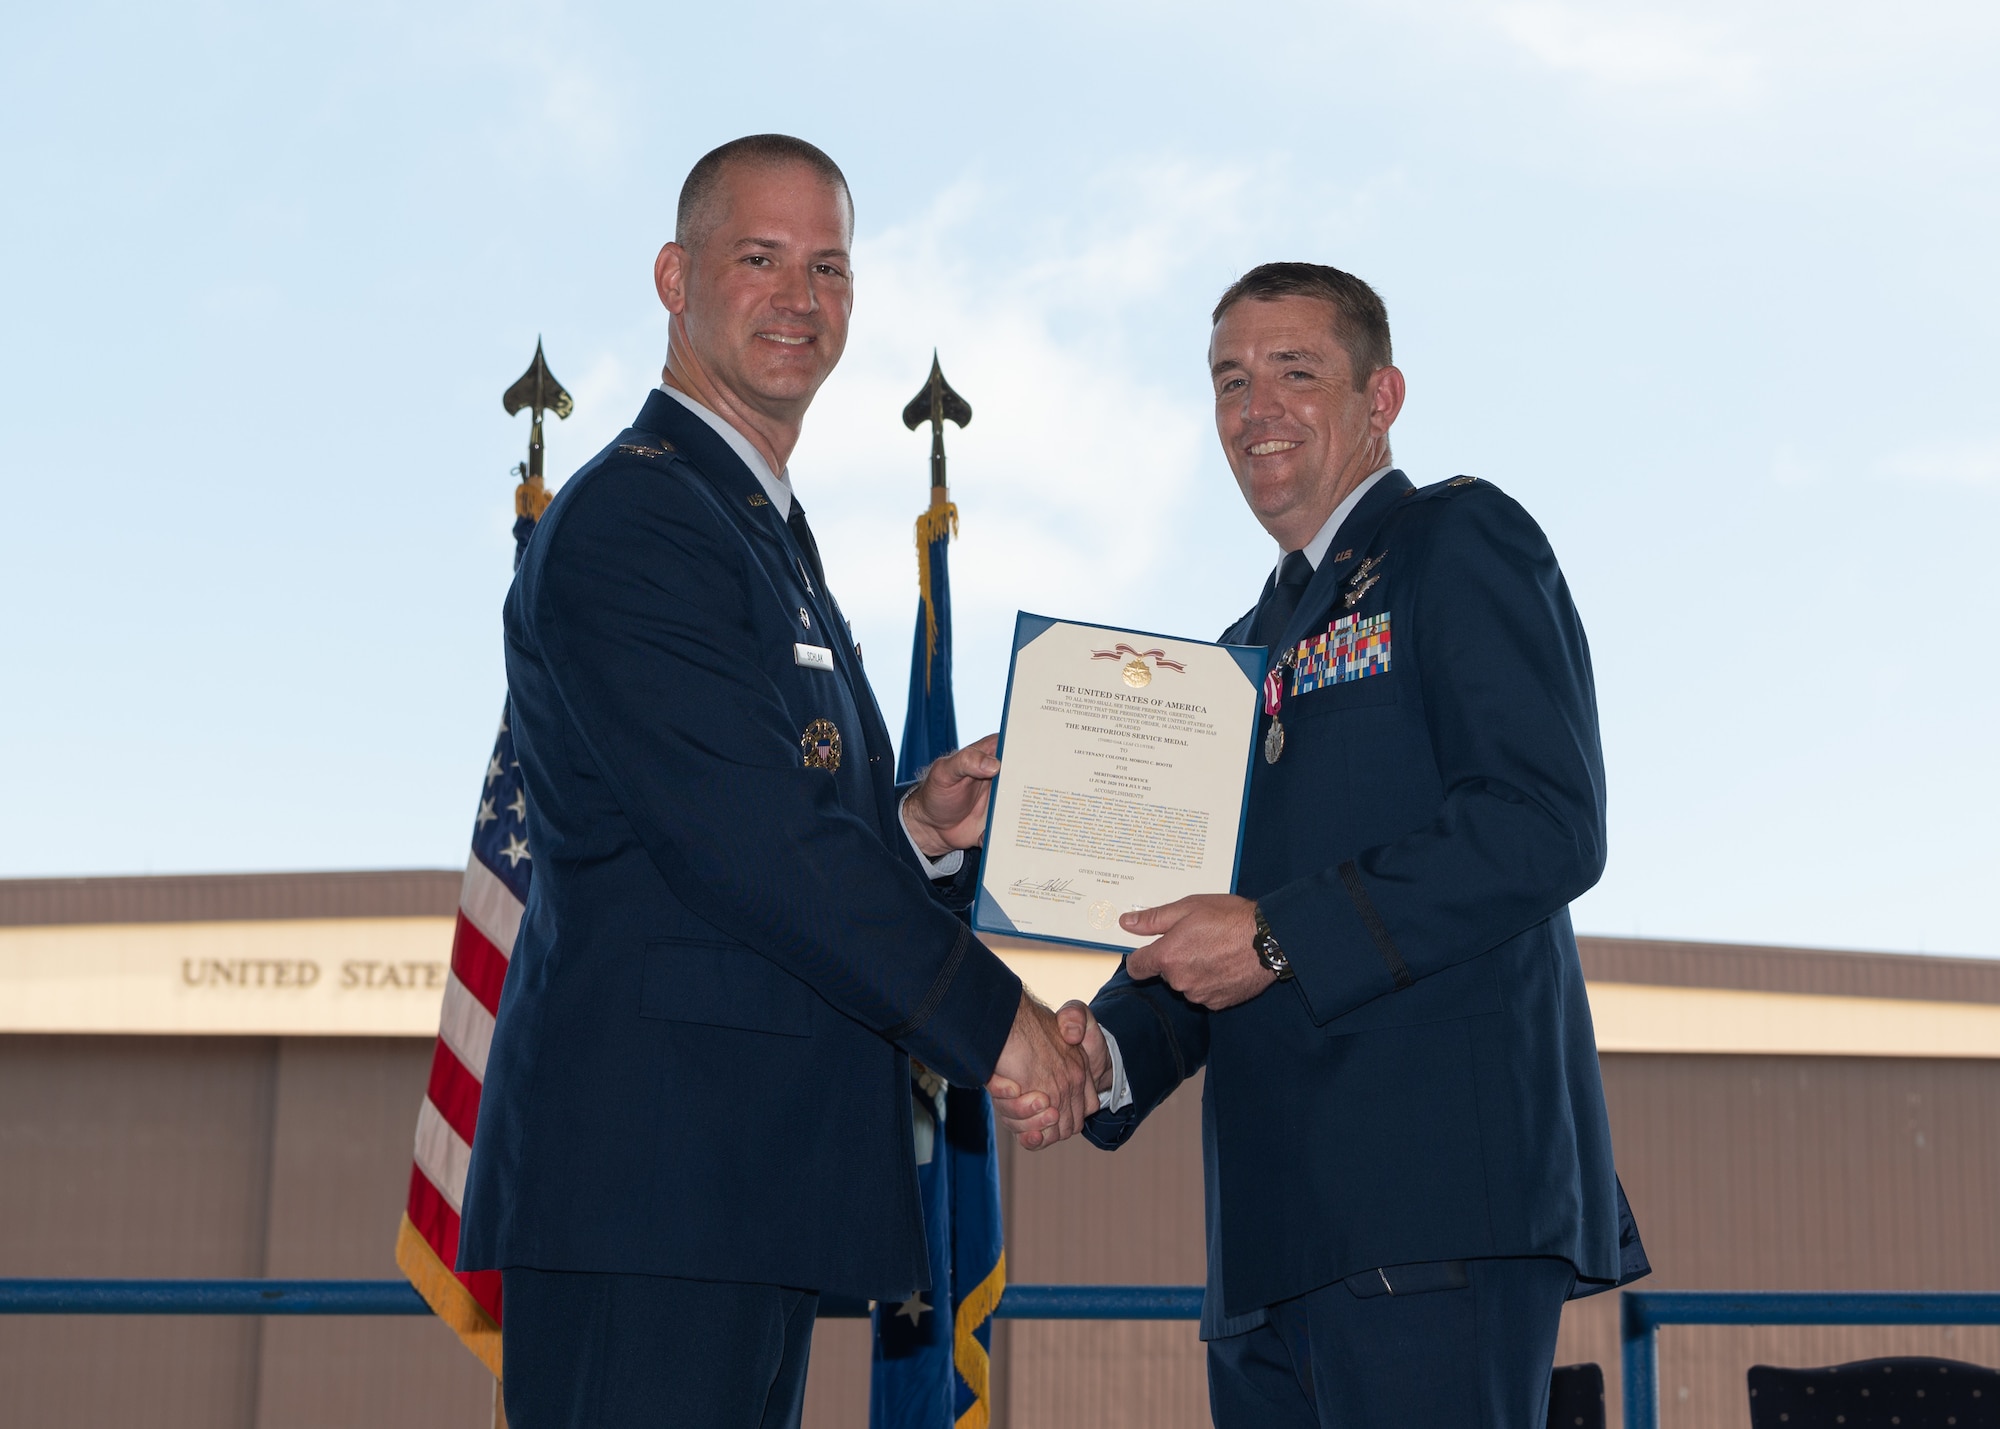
{"left": 514, "top": 469, "right": 552, "bottom": 522}
{"left": 914, "top": 485, "right": 958, "bottom": 692}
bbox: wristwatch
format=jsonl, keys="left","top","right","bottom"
{"left": 1251, "top": 903, "right": 1293, "bottom": 981}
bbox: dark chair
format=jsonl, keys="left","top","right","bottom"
{"left": 1548, "top": 1362, "right": 1605, "bottom": 1429}
{"left": 1747, "top": 1355, "right": 1999, "bottom": 1427}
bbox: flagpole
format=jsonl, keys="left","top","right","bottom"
{"left": 398, "top": 340, "right": 572, "bottom": 1429}
{"left": 877, "top": 358, "right": 1005, "bottom": 1429}
{"left": 897, "top": 354, "right": 972, "bottom": 780}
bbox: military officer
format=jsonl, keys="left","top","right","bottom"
{"left": 996, "top": 262, "right": 1647, "bottom": 1427}
{"left": 458, "top": 135, "right": 1093, "bottom": 1429}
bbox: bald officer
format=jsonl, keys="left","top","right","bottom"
{"left": 458, "top": 135, "right": 1094, "bottom": 1429}
{"left": 996, "top": 262, "right": 1647, "bottom": 1427}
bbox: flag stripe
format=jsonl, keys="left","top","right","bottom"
{"left": 415, "top": 1096, "right": 473, "bottom": 1213}
{"left": 405, "top": 1172, "right": 509, "bottom": 1330}
{"left": 460, "top": 854, "right": 524, "bottom": 960}
{"left": 450, "top": 911, "right": 510, "bottom": 1017}
{"left": 438, "top": 972, "right": 496, "bottom": 1082}
{"left": 425, "top": 1040, "right": 484, "bottom": 1148}
{"left": 463, "top": 1265, "right": 504, "bottom": 1327}
{"left": 406, "top": 1163, "right": 460, "bottom": 1266}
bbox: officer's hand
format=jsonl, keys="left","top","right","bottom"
{"left": 984, "top": 992, "right": 1094, "bottom": 1146}
{"left": 1122, "top": 894, "right": 1274, "bottom": 1011}
{"left": 991, "top": 1001, "right": 1108, "bottom": 1150}
{"left": 903, "top": 734, "right": 1000, "bottom": 857}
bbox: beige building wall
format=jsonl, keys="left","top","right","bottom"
{"left": 4, "top": 875, "right": 1999, "bottom": 1429}
{"left": 0, "top": 1035, "right": 492, "bottom": 1429}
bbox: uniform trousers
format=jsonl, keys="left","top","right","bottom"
{"left": 501, "top": 1268, "right": 818, "bottom": 1429}
{"left": 1207, "top": 1256, "right": 1575, "bottom": 1429}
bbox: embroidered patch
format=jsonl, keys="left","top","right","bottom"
{"left": 1292, "top": 612, "right": 1391, "bottom": 695}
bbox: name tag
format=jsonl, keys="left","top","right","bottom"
{"left": 794, "top": 643, "right": 835, "bottom": 672}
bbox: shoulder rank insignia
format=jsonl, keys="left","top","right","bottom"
{"left": 1449, "top": 475, "right": 1476, "bottom": 487}
{"left": 615, "top": 442, "right": 674, "bottom": 458}
{"left": 802, "top": 718, "right": 842, "bottom": 772}
{"left": 747, "top": 493, "right": 770, "bottom": 507}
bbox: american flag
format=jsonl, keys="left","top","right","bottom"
{"left": 394, "top": 704, "right": 528, "bottom": 1376}
{"left": 394, "top": 477, "right": 547, "bottom": 1378}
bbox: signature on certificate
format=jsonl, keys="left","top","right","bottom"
{"left": 1007, "top": 876, "right": 1084, "bottom": 905}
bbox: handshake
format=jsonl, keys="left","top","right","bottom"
{"left": 984, "top": 993, "right": 1110, "bottom": 1151}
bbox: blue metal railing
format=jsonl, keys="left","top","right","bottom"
{"left": 11, "top": 1279, "right": 1999, "bottom": 1427}
{"left": 1621, "top": 1290, "right": 2000, "bottom": 1429}
{"left": 0, "top": 1278, "right": 1203, "bottom": 1322}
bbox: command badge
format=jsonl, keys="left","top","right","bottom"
{"left": 801, "top": 718, "right": 842, "bottom": 772}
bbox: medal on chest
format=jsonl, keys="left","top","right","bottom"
{"left": 1261, "top": 647, "right": 1296, "bottom": 764}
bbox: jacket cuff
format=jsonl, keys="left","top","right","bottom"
{"left": 1258, "top": 863, "right": 1405, "bottom": 1026}
{"left": 930, "top": 845, "right": 983, "bottom": 915}
{"left": 1086, "top": 989, "right": 1187, "bottom": 1133}
{"left": 892, "top": 924, "right": 1021, "bottom": 1087}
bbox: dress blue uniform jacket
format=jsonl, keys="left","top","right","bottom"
{"left": 458, "top": 391, "right": 1023, "bottom": 1302}
{"left": 1084, "top": 470, "right": 1644, "bottom": 1334}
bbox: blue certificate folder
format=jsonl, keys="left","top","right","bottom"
{"left": 971, "top": 612, "right": 1268, "bottom": 954}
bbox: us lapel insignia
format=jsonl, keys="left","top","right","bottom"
{"left": 1332, "top": 549, "right": 1353, "bottom": 564}
{"left": 747, "top": 493, "right": 770, "bottom": 507}
{"left": 802, "top": 718, "right": 842, "bottom": 772}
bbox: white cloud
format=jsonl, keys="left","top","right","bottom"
{"left": 797, "top": 164, "right": 1255, "bottom": 639}
{"left": 1494, "top": 2, "right": 1759, "bottom": 100}
{"left": 543, "top": 348, "right": 638, "bottom": 490}
{"left": 1882, "top": 439, "right": 2000, "bottom": 488}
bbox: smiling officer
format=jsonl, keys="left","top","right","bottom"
{"left": 996, "top": 262, "right": 1647, "bottom": 1428}
{"left": 458, "top": 135, "right": 1093, "bottom": 1429}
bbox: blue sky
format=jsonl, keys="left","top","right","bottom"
{"left": 5, "top": 0, "right": 1996, "bottom": 956}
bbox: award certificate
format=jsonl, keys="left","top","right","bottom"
{"left": 972, "top": 614, "right": 1266, "bottom": 952}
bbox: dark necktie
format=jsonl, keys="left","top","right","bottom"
{"left": 787, "top": 499, "right": 827, "bottom": 595}
{"left": 1248, "top": 550, "right": 1315, "bottom": 649}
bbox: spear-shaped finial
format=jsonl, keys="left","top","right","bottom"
{"left": 503, "top": 337, "right": 574, "bottom": 524}
{"left": 901, "top": 351, "right": 973, "bottom": 497}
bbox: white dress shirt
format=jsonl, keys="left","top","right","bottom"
{"left": 1288, "top": 464, "right": 1394, "bottom": 574}
{"left": 658, "top": 382, "right": 794, "bottom": 516}
{"left": 656, "top": 383, "right": 962, "bottom": 880}
{"left": 1095, "top": 463, "right": 1397, "bottom": 1113}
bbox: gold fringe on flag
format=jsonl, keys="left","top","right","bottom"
{"left": 915, "top": 485, "right": 959, "bottom": 693}
{"left": 396, "top": 1213, "right": 504, "bottom": 1379}
{"left": 952, "top": 1249, "right": 1006, "bottom": 1429}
